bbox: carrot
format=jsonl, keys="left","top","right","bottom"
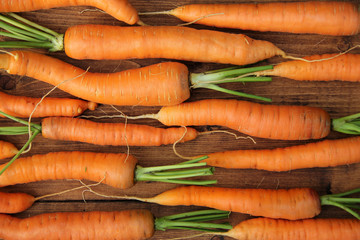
{"left": 0, "top": 151, "right": 216, "bottom": 188}
{"left": 0, "top": 140, "right": 18, "bottom": 159}
{"left": 0, "top": 209, "right": 232, "bottom": 240}
{"left": 128, "top": 98, "right": 360, "bottom": 140}
{"left": 142, "top": 1, "right": 360, "bottom": 36}
{"left": 0, "top": 91, "right": 97, "bottom": 117}
{"left": 198, "top": 136, "right": 360, "bottom": 171}
{"left": 222, "top": 217, "right": 360, "bottom": 240}
{"left": 0, "top": 192, "right": 34, "bottom": 214}
{"left": 126, "top": 186, "right": 360, "bottom": 220}
{"left": 0, "top": 51, "right": 273, "bottom": 106}
{"left": 0, "top": 13, "right": 286, "bottom": 65}
{"left": 0, "top": 0, "right": 139, "bottom": 25}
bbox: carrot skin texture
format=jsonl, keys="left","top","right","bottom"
{"left": 264, "top": 53, "right": 360, "bottom": 82}
{"left": 157, "top": 99, "right": 331, "bottom": 140}
{"left": 0, "top": 209, "right": 155, "bottom": 240}
{"left": 2, "top": 51, "right": 190, "bottom": 106}
{"left": 170, "top": 2, "right": 360, "bottom": 36}
{"left": 0, "top": 192, "right": 35, "bottom": 214}
{"left": 64, "top": 25, "right": 285, "bottom": 64}
{"left": 0, "top": 140, "right": 18, "bottom": 159}
{"left": 147, "top": 186, "right": 321, "bottom": 220}
{"left": 0, "top": 0, "right": 139, "bottom": 25}
{"left": 0, "top": 151, "right": 137, "bottom": 189}
{"left": 202, "top": 136, "right": 360, "bottom": 171}
{"left": 0, "top": 91, "right": 97, "bottom": 118}
{"left": 41, "top": 117, "right": 198, "bottom": 146}
{"left": 225, "top": 218, "right": 360, "bottom": 240}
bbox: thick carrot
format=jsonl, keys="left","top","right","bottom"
{"left": 0, "top": 0, "right": 139, "bottom": 25}
{"left": 0, "top": 14, "right": 286, "bottom": 65}
{"left": 0, "top": 192, "right": 35, "bottom": 214}
{"left": 0, "top": 151, "right": 216, "bottom": 188}
{"left": 200, "top": 136, "right": 360, "bottom": 171}
{"left": 223, "top": 217, "right": 360, "bottom": 240}
{"left": 145, "top": 1, "right": 360, "bottom": 36}
{"left": 0, "top": 91, "right": 97, "bottom": 117}
{"left": 0, "top": 140, "right": 18, "bottom": 159}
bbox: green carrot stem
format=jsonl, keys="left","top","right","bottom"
{"left": 0, "top": 110, "right": 42, "bottom": 130}
{"left": 178, "top": 156, "right": 208, "bottom": 164}
{"left": 332, "top": 112, "right": 360, "bottom": 135}
{"left": 0, "top": 30, "right": 44, "bottom": 42}
{"left": 144, "top": 179, "right": 217, "bottom": 186}
{"left": 0, "top": 126, "right": 35, "bottom": 135}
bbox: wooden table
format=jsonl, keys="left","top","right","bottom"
{"left": 1, "top": 0, "right": 359, "bottom": 239}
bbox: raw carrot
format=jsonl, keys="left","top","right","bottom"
{"left": 0, "top": 140, "right": 18, "bottom": 159}
{"left": 129, "top": 98, "right": 360, "bottom": 140}
{"left": 0, "top": 151, "right": 216, "bottom": 188}
{"left": 142, "top": 1, "right": 360, "bottom": 36}
{"left": 199, "top": 136, "right": 360, "bottom": 171}
{"left": 0, "top": 51, "right": 273, "bottom": 105}
{"left": 0, "top": 209, "right": 231, "bottom": 240}
{"left": 0, "top": 192, "right": 34, "bottom": 214}
{"left": 0, "top": 91, "right": 97, "bottom": 117}
{"left": 0, "top": 0, "right": 139, "bottom": 25}
{"left": 0, "top": 13, "right": 286, "bottom": 65}
{"left": 222, "top": 217, "right": 360, "bottom": 240}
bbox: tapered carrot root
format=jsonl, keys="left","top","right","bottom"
{"left": 259, "top": 53, "right": 360, "bottom": 82}
{"left": 0, "top": 192, "right": 35, "bottom": 214}
{"left": 0, "top": 151, "right": 138, "bottom": 189}
{"left": 145, "top": 186, "right": 321, "bottom": 220}
{"left": 158, "top": 1, "right": 360, "bottom": 36}
{"left": 153, "top": 99, "right": 331, "bottom": 140}
{"left": 201, "top": 136, "right": 360, "bottom": 171}
{"left": 0, "top": 91, "right": 97, "bottom": 117}
{"left": 0, "top": 0, "right": 139, "bottom": 25}
{"left": 0, "top": 140, "right": 18, "bottom": 159}
{"left": 0, "top": 210, "right": 155, "bottom": 240}
{"left": 224, "top": 218, "right": 360, "bottom": 240}
{"left": 41, "top": 117, "right": 198, "bottom": 146}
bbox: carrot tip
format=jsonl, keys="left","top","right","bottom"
{"left": 88, "top": 102, "right": 98, "bottom": 111}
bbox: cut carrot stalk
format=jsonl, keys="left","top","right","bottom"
{"left": 0, "top": 51, "right": 272, "bottom": 105}
{"left": 0, "top": 0, "right": 140, "bottom": 25}
{"left": 0, "top": 13, "right": 286, "bottom": 65}
{"left": 140, "top": 1, "right": 360, "bottom": 36}
{"left": 0, "top": 140, "right": 18, "bottom": 160}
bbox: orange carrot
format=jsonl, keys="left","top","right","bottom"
{"left": 0, "top": 151, "right": 216, "bottom": 188}
{"left": 257, "top": 53, "right": 360, "bottom": 82}
{"left": 0, "top": 91, "right": 97, "bottom": 117}
{"left": 0, "top": 0, "right": 139, "bottom": 24}
{"left": 0, "top": 192, "right": 35, "bottom": 214}
{"left": 200, "top": 136, "right": 360, "bottom": 171}
{"left": 0, "top": 14, "right": 286, "bottom": 65}
{"left": 223, "top": 217, "right": 360, "bottom": 240}
{"left": 144, "top": 1, "right": 360, "bottom": 36}
{"left": 0, "top": 140, "right": 18, "bottom": 159}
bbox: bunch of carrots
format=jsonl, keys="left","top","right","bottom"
{"left": 0, "top": 0, "right": 360, "bottom": 240}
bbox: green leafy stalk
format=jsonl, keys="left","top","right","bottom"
{"left": 320, "top": 188, "right": 360, "bottom": 219}
{"left": 155, "top": 210, "right": 232, "bottom": 232}
{"left": 332, "top": 113, "right": 360, "bottom": 135}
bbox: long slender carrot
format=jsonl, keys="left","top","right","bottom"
{"left": 0, "top": 0, "right": 139, "bottom": 25}
{"left": 0, "top": 13, "right": 286, "bottom": 65}
{"left": 198, "top": 136, "right": 360, "bottom": 171}
{"left": 142, "top": 1, "right": 360, "bottom": 36}
{"left": 0, "top": 51, "right": 273, "bottom": 106}
{"left": 0, "top": 192, "right": 35, "bottom": 214}
{"left": 0, "top": 91, "right": 97, "bottom": 117}
{"left": 0, "top": 140, "right": 18, "bottom": 159}
{"left": 0, "top": 151, "right": 216, "bottom": 188}
{"left": 0, "top": 209, "right": 232, "bottom": 240}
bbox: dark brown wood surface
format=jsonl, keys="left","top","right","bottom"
{"left": 1, "top": 0, "right": 360, "bottom": 239}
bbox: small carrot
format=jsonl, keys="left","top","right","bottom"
{"left": 0, "top": 140, "right": 18, "bottom": 159}
{"left": 128, "top": 98, "right": 360, "bottom": 140}
{"left": 0, "top": 91, "right": 97, "bottom": 117}
{"left": 0, "top": 209, "right": 232, "bottom": 240}
{"left": 198, "top": 136, "right": 360, "bottom": 171}
{"left": 0, "top": 0, "right": 139, "bottom": 25}
{"left": 0, "top": 13, "right": 286, "bottom": 65}
{"left": 0, "top": 192, "right": 34, "bottom": 214}
{"left": 142, "top": 1, "right": 360, "bottom": 36}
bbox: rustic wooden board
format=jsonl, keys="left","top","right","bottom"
{"left": 0, "top": 0, "right": 360, "bottom": 239}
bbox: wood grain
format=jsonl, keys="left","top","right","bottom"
{"left": 0, "top": 0, "right": 360, "bottom": 239}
